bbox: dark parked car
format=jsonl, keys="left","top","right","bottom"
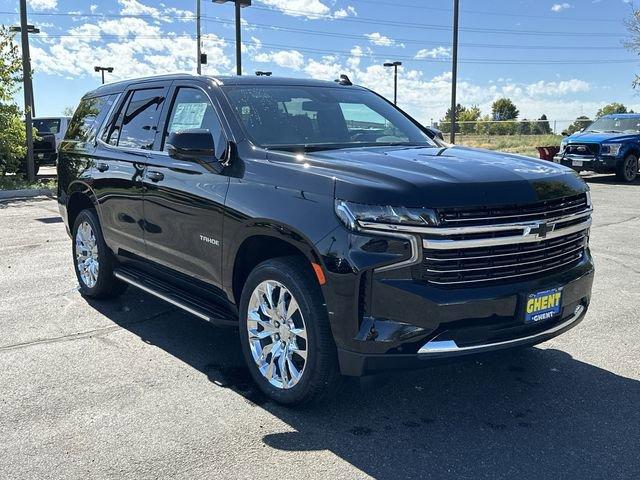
{"left": 58, "top": 74, "right": 594, "bottom": 405}
{"left": 554, "top": 114, "right": 640, "bottom": 182}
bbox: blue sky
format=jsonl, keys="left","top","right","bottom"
{"left": 1, "top": 0, "right": 639, "bottom": 128}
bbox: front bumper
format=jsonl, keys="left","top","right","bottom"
{"left": 552, "top": 154, "right": 618, "bottom": 173}
{"left": 317, "top": 225, "right": 594, "bottom": 377}
{"left": 337, "top": 258, "right": 593, "bottom": 376}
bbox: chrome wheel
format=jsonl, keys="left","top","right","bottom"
{"left": 75, "top": 221, "right": 99, "bottom": 288}
{"left": 246, "top": 280, "right": 308, "bottom": 389}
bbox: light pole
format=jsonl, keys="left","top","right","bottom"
{"left": 383, "top": 61, "right": 402, "bottom": 105}
{"left": 450, "top": 0, "right": 460, "bottom": 143}
{"left": 197, "top": 0, "right": 202, "bottom": 74}
{"left": 94, "top": 66, "right": 114, "bottom": 84}
{"left": 213, "top": 0, "right": 251, "bottom": 75}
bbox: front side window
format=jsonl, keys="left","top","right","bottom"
{"left": 104, "top": 88, "right": 165, "bottom": 149}
{"left": 163, "top": 87, "right": 226, "bottom": 158}
{"left": 223, "top": 85, "right": 434, "bottom": 151}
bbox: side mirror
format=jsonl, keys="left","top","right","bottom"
{"left": 166, "top": 129, "right": 216, "bottom": 164}
{"left": 426, "top": 127, "right": 445, "bottom": 141}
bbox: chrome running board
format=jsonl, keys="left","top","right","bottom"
{"left": 114, "top": 268, "right": 237, "bottom": 326}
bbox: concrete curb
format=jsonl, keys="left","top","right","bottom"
{"left": 0, "top": 188, "right": 55, "bottom": 201}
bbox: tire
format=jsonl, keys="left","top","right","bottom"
{"left": 71, "top": 209, "right": 127, "bottom": 299}
{"left": 616, "top": 154, "right": 639, "bottom": 182}
{"left": 238, "top": 256, "right": 341, "bottom": 406}
{"left": 18, "top": 163, "right": 39, "bottom": 178}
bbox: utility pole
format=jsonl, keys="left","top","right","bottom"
{"left": 17, "top": 0, "right": 37, "bottom": 182}
{"left": 383, "top": 61, "right": 402, "bottom": 105}
{"left": 196, "top": 0, "right": 202, "bottom": 74}
{"left": 214, "top": 1, "right": 251, "bottom": 76}
{"left": 449, "top": 0, "right": 460, "bottom": 143}
{"left": 234, "top": 0, "right": 242, "bottom": 75}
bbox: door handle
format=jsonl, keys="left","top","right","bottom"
{"left": 146, "top": 170, "right": 165, "bottom": 182}
{"left": 96, "top": 162, "right": 109, "bottom": 172}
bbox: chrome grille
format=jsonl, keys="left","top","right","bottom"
{"left": 413, "top": 193, "right": 592, "bottom": 286}
{"left": 565, "top": 143, "right": 599, "bottom": 157}
{"left": 438, "top": 193, "right": 588, "bottom": 227}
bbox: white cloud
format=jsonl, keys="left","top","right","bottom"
{"left": 259, "top": 0, "right": 330, "bottom": 18}
{"left": 29, "top": 0, "right": 57, "bottom": 11}
{"left": 254, "top": 49, "right": 305, "bottom": 70}
{"left": 551, "top": 3, "right": 572, "bottom": 12}
{"left": 526, "top": 79, "right": 590, "bottom": 96}
{"left": 365, "top": 32, "right": 402, "bottom": 47}
{"left": 117, "top": 0, "right": 160, "bottom": 17}
{"left": 90, "top": 4, "right": 98, "bottom": 14}
{"left": 415, "top": 47, "right": 451, "bottom": 59}
{"left": 333, "top": 6, "right": 357, "bottom": 19}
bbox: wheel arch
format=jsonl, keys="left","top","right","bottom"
{"left": 228, "top": 222, "right": 325, "bottom": 307}
{"left": 66, "top": 181, "right": 100, "bottom": 231}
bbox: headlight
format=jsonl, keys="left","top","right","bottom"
{"left": 560, "top": 140, "right": 568, "bottom": 153}
{"left": 335, "top": 200, "right": 439, "bottom": 231}
{"left": 601, "top": 143, "right": 622, "bottom": 156}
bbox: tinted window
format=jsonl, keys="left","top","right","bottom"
{"left": 223, "top": 85, "right": 434, "bottom": 150}
{"left": 106, "top": 88, "right": 165, "bottom": 149}
{"left": 33, "top": 118, "right": 61, "bottom": 134}
{"left": 163, "top": 87, "right": 226, "bottom": 158}
{"left": 65, "top": 94, "right": 117, "bottom": 143}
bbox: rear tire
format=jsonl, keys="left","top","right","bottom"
{"left": 238, "top": 256, "right": 341, "bottom": 406}
{"left": 71, "top": 209, "right": 127, "bottom": 299}
{"left": 616, "top": 154, "right": 639, "bottom": 182}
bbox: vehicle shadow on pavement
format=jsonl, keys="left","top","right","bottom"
{"left": 582, "top": 174, "right": 640, "bottom": 186}
{"left": 88, "top": 292, "right": 640, "bottom": 480}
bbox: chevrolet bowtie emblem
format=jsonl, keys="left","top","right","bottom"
{"left": 529, "top": 222, "right": 553, "bottom": 238}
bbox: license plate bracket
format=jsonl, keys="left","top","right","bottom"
{"left": 525, "top": 288, "right": 562, "bottom": 323}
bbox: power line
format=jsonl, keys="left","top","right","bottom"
{"left": 201, "top": 16, "right": 626, "bottom": 51}
{"left": 1, "top": 8, "right": 628, "bottom": 37}
{"left": 346, "top": 0, "right": 624, "bottom": 23}
{"left": 248, "top": 5, "right": 628, "bottom": 36}
{"left": 30, "top": 33, "right": 639, "bottom": 65}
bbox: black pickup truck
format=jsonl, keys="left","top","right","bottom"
{"left": 57, "top": 74, "right": 594, "bottom": 405}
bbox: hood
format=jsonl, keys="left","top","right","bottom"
{"left": 566, "top": 131, "right": 637, "bottom": 144}
{"left": 275, "top": 145, "right": 587, "bottom": 209}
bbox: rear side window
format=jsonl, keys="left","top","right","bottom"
{"left": 33, "top": 118, "right": 61, "bottom": 134}
{"left": 65, "top": 94, "right": 117, "bottom": 143}
{"left": 105, "top": 88, "right": 165, "bottom": 150}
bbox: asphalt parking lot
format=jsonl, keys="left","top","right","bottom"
{"left": 0, "top": 175, "right": 638, "bottom": 480}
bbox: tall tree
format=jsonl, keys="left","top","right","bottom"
{"left": 0, "top": 27, "right": 26, "bottom": 176}
{"left": 562, "top": 116, "right": 592, "bottom": 136}
{"left": 595, "top": 103, "right": 628, "bottom": 118}
{"left": 491, "top": 98, "right": 519, "bottom": 121}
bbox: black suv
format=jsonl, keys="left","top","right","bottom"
{"left": 58, "top": 74, "right": 594, "bottom": 405}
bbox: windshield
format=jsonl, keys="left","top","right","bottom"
{"left": 587, "top": 116, "right": 640, "bottom": 133}
{"left": 223, "top": 85, "right": 435, "bottom": 151}
{"left": 33, "top": 118, "right": 61, "bottom": 134}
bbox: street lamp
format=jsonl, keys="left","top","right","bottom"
{"left": 94, "top": 66, "right": 114, "bottom": 85}
{"left": 255, "top": 70, "right": 272, "bottom": 76}
{"left": 213, "top": 0, "right": 251, "bottom": 76}
{"left": 383, "top": 61, "right": 402, "bottom": 105}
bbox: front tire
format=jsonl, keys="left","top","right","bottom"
{"left": 616, "top": 154, "right": 639, "bottom": 182}
{"left": 71, "top": 209, "right": 127, "bottom": 299}
{"left": 238, "top": 257, "right": 340, "bottom": 406}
